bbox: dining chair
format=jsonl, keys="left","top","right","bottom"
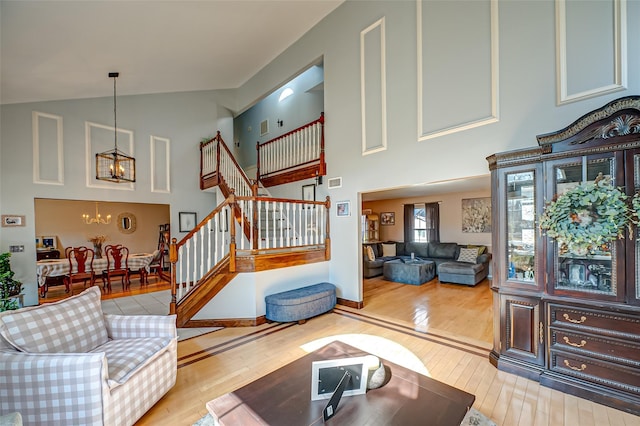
{"left": 65, "top": 246, "right": 96, "bottom": 294}
{"left": 102, "top": 244, "right": 130, "bottom": 292}
{"left": 145, "top": 243, "right": 167, "bottom": 284}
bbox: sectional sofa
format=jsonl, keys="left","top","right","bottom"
{"left": 363, "top": 241, "right": 491, "bottom": 286}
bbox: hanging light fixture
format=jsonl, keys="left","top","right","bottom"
{"left": 96, "top": 72, "right": 136, "bottom": 183}
{"left": 82, "top": 202, "right": 112, "bottom": 225}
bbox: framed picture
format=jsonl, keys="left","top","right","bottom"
{"left": 336, "top": 201, "right": 351, "bottom": 217}
{"left": 380, "top": 212, "right": 395, "bottom": 225}
{"left": 179, "top": 212, "right": 197, "bottom": 232}
{"left": 362, "top": 208, "right": 372, "bottom": 215}
{"left": 568, "top": 263, "right": 586, "bottom": 285}
{"left": 310, "top": 356, "right": 369, "bottom": 401}
{"left": 1, "top": 215, "right": 25, "bottom": 227}
{"left": 302, "top": 184, "right": 316, "bottom": 205}
{"left": 461, "top": 197, "right": 491, "bottom": 233}
{"left": 42, "top": 236, "right": 57, "bottom": 249}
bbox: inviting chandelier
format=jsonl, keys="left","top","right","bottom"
{"left": 96, "top": 72, "right": 136, "bottom": 183}
{"left": 82, "top": 202, "right": 111, "bottom": 225}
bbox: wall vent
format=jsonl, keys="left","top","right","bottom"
{"left": 260, "top": 119, "right": 269, "bottom": 136}
{"left": 328, "top": 177, "right": 342, "bottom": 189}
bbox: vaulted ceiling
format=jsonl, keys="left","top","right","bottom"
{"left": 0, "top": 0, "right": 344, "bottom": 105}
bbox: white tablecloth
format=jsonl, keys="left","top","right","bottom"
{"left": 36, "top": 253, "right": 154, "bottom": 287}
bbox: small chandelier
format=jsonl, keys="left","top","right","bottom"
{"left": 96, "top": 72, "right": 136, "bottom": 183}
{"left": 82, "top": 202, "right": 111, "bottom": 225}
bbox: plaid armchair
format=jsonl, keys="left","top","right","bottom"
{"left": 0, "top": 287, "right": 177, "bottom": 425}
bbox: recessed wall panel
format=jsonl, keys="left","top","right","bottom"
{"left": 361, "top": 18, "right": 387, "bottom": 155}
{"left": 151, "top": 135, "right": 171, "bottom": 193}
{"left": 417, "top": 0, "right": 498, "bottom": 141}
{"left": 557, "top": 0, "right": 627, "bottom": 104}
{"left": 85, "top": 121, "right": 134, "bottom": 190}
{"left": 32, "top": 111, "right": 64, "bottom": 185}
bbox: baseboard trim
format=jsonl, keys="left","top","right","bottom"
{"left": 183, "top": 316, "right": 268, "bottom": 328}
{"left": 337, "top": 297, "right": 363, "bottom": 309}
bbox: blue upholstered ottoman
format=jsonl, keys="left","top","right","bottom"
{"left": 265, "top": 282, "right": 337, "bottom": 323}
{"left": 383, "top": 259, "right": 435, "bottom": 285}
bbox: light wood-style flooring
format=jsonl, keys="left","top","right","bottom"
{"left": 135, "top": 276, "right": 640, "bottom": 426}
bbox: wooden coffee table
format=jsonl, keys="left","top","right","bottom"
{"left": 206, "top": 341, "right": 474, "bottom": 425}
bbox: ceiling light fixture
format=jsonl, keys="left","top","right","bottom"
{"left": 96, "top": 72, "right": 136, "bottom": 183}
{"left": 82, "top": 202, "right": 111, "bottom": 225}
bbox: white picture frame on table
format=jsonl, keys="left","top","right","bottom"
{"left": 310, "top": 356, "right": 369, "bottom": 401}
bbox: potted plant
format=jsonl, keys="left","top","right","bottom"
{"left": 0, "top": 252, "right": 23, "bottom": 311}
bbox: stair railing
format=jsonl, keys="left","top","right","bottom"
{"left": 170, "top": 196, "right": 236, "bottom": 305}
{"left": 235, "top": 196, "right": 330, "bottom": 251}
{"left": 257, "top": 113, "right": 324, "bottom": 182}
{"left": 200, "top": 132, "right": 254, "bottom": 197}
{"left": 170, "top": 193, "right": 331, "bottom": 306}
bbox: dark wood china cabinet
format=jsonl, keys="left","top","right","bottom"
{"left": 487, "top": 96, "right": 640, "bottom": 415}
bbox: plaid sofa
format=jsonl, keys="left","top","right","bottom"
{"left": 0, "top": 286, "right": 177, "bottom": 425}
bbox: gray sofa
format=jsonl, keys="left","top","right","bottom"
{"left": 363, "top": 241, "right": 491, "bottom": 286}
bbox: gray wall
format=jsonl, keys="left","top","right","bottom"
{"left": 2, "top": 0, "right": 639, "bottom": 308}
{"left": 235, "top": 0, "right": 640, "bottom": 302}
{"left": 1, "top": 90, "right": 229, "bottom": 305}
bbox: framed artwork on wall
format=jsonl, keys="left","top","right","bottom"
{"left": 179, "top": 212, "right": 197, "bottom": 232}
{"left": 302, "top": 184, "right": 316, "bottom": 203}
{"left": 1, "top": 215, "right": 25, "bottom": 227}
{"left": 462, "top": 197, "right": 491, "bottom": 233}
{"left": 336, "top": 201, "right": 351, "bottom": 217}
{"left": 380, "top": 212, "right": 395, "bottom": 225}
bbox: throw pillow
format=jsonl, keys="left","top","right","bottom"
{"left": 457, "top": 247, "right": 479, "bottom": 263}
{"left": 467, "top": 245, "right": 487, "bottom": 255}
{"left": 0, "top": 286, "right": 108, "bottom": 353}
{"left": 365, "top": 246, "right": 375, "bottom": 261}
{"left": 381, "top": 243, "right": 396, "bottom": 257}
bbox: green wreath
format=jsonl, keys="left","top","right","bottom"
{"left": 539, "top": 179, "right": 633, "bottom": 256}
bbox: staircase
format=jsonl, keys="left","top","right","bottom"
{"left": 171, "top": 124, "right": 329, "bottom": 327}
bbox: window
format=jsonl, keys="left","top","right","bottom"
{"left": 404, "top": 202, "right": 439, "bottom": 242}
{"left": 414, "top": 204, "right": 427, "bottom": 242}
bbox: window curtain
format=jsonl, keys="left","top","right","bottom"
{"left": 404, "top": 204, "right": 414, "bottom": 242}
{"left": 424, "top": 202, "right": 440, "bottom": 242}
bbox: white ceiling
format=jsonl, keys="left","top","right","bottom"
{"left": 0, "top": 0, "right": 344, "bottom": 105}
{"left": 361, "top": 175, "right": 491, "bottom": 201}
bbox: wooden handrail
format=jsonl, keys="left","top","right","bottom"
{"left": 217, "top": 133, "right": 253, "bottom": 192}
{"left": 257, "top": 113, "right": 324, "bottom": 149}
{"left": 256, "top": 113, "right": 325, "bottom": 182}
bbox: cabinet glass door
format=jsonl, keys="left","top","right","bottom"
{"left": 549, "top": 154, "right": 620, "bottom": 298}
{"left": 506, "top": 171, "right": 536, "bottom": 284}
{"left": 629, "top": 150, "right": 640, "bottom": 306}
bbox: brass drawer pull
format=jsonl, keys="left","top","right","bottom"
{"left": 563, "top": 336, "right": 587, "bottom": 348}
{"left": 564, "top": 360, "right": 587, "bottom": 371}
{"left": 563, "top": 313, "right": 587, "bottom": 324}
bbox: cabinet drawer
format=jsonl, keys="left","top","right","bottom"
{"left": 548, "top": 304, "right": 640, "bottom": 341}
{"left": 550, "top": 328, "right": 640, "bottom": 367}
{"left": 550, "top": 350, "right": 640, "bottom": 395}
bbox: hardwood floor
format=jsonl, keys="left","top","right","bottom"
{"left": 359, "top": 275, "right": 493, "bottom": 344}
{"left": 137, "top": 276, "right": 640, "bottom": 426}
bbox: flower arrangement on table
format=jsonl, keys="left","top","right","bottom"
{"left": 539, "top": 175, "right": 637, "bottom": 256}
{"left": 88, "top": 235, "right": 108, "bottom": 258}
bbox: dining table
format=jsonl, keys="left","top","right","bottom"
{"left": 36, "top": 253, "right": 155, "bottom": 288}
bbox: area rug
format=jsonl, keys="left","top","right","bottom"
{"left": 193, "top": 407, "right": 496, "bottom": 425}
